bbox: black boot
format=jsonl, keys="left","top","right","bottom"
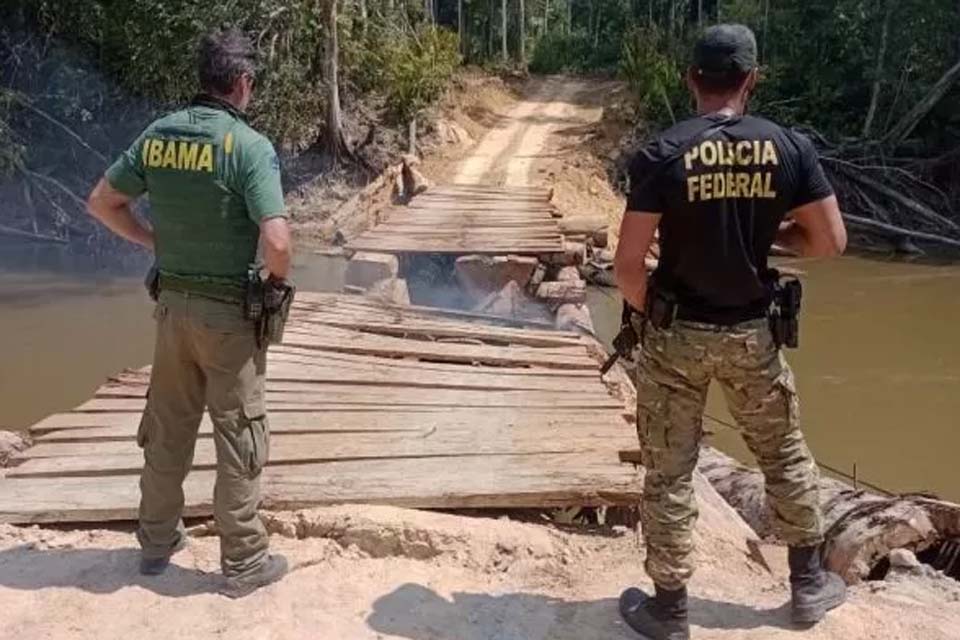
{"left": 789, "top": 545, "right": 847, "bottom": 624}
{"left": 619, "top": 584, "right": 690, "bottom": 640}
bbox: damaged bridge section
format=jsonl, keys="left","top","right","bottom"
{"left": 0, "top": 292, "right": 642, "bottom": 524}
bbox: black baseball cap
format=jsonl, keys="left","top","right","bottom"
{"left": 693, "top": 24, "right": 758, "bottom": 77}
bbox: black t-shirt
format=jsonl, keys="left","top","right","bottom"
{"left": 627, "top": 113, "right": 834, "bottom": 324}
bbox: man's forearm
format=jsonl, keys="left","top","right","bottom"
{"left": 775, "top": 220, "right": 810, "bottom": 256}
{"left": 264, "top": 250, "right": 291, "bottom": 280}
{"left": 614, "top": 260, "right": 649, "bottom": 311}
{"left": 90, "top": 204, "right": 154, "bottom": 251}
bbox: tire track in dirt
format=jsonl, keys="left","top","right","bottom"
{"left": 454, "top": 76, "right": 597, "bottom": 187}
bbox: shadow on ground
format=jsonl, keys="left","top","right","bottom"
{"left": 367, "top": 583, "right": 796, "bottom": 639}
{"left": 0, "top": 545, "right": 217, "bottom": 598}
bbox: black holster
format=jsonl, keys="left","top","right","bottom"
{"left": 244, "top": 266, "right": 265, "bottom": 322}
{"left": 646, "top": 282, "right": 679, "bottom": 331}
{"left": 145, "top": 263, "right": 160, "bottom": 302}
{"left": 261, "top": 278, "right": 296, "bottom": 346}
{"left": 768, "top": 271, "right": 802, "bottom": 349}
{"left": 244, "top": 266, "right": 296, "bottom": 348}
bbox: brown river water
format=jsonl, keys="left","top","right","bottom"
{"left": 2, "top": 246, "right": 958, "bottom": 501}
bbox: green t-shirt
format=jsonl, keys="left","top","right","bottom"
{"left": 106, "top": 99, "right": 285, "bottom": 284}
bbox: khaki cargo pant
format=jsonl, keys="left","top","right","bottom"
{"left": 137, "top": 289, "right": 270, "bottom": 578}
{"left": 635, "top": 318, "right": 823, "bottom": 590}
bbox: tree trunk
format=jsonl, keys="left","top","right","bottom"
{"left": 519, "top": 0, "right": 526, "bottom": 65}
{"left": 501, "top": 0, "right": 508, "bottom": 61}
{"left": 883, "top": 62, "right": 960, "bottom": 149}
{"left": 488, "top": 0, "right": 495, "bottom": 57}
{"left": 862, "top": 0, "right": 893, "bottom": 138}
{"left": 359, "top": 0, "right": 368, "bottom": 35}
{"left": 698, "top": 0, "right": 703, "bottom": 29}
{"left": 425, "top": 0, "right": 434, "bottom": 23}
{"left": 408, "top": 118, "right": 417, "bottom": 156}
{"left": 567, "top": 0, "right": 573, "bottom": 34}
{"left": 458, "top": 0, "right": 465, "bottom": 55}
{"left": 320, "top": 0, "right": 351, "bottom": 161}
{"left": 698, "top": 448, "right": 960, "bottom": 584}
{"left": 543, "top": 0, "right": 548, "bottom": 36}
{"left": 760, "top": 0, "right": 769, "bottom": 62}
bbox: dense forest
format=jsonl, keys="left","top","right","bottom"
{"left": 2, "top": 0, "right": 960, "bottom": 252}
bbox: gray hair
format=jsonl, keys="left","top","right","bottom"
{"left": 197, "top": 28, "right": 257, "bottom": 95}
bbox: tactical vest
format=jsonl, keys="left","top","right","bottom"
{"left": 140, "top": 97, "right": 264, "bottom": 286}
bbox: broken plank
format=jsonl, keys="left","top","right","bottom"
{"left": 0, "top": 453, "right": 642, "bottom": 524}
{"left": 276, "top": 327, "right": 598, "bottom": 369}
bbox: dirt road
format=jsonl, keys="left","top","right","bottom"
{"left": 453, "top": 76, "right": 603, "bottom": 187}
{"left": 2, "top": 76, "right": 959, "bottom": 640}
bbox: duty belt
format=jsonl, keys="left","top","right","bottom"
{"left": 158, "top": 273, "right": 246, "bottom": 304}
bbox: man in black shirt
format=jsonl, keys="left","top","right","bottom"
{"left": 614, "top": 25, "right": 848, "bottom": 639}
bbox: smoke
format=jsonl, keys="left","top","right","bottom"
{"left": 0, "top": 23, "right": 161, "bottom": 275}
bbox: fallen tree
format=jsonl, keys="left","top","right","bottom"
{"left": 698, "top": 447, "right": 960, "bottom": 584}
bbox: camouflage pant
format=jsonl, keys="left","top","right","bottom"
{"left": 137, "top": 289, "right": 271, "bottom": 578}
{"left": 635, "top": 318, "right": 823, "bottom": 590}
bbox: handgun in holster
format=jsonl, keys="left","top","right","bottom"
{"left": 646, "top": 285, "right": 678, "bottom": 331}
{"left": 244, "top": 266, "right": 296, "bottom": 348}
{"left": 601, "top": 301, "right": 640, "bottom": 375}
{"left": 767, "top": 270, "right": 802, "bottom": 349}
{"left": 145, "top": 263, "right": 160, "bottom": 302}
{"left": 244, "top": 266, "right": 266, "bottom": 322}
{"left": 262, "top": 277, "right": 296, "bottom": 346}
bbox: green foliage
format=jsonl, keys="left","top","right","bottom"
{"left": 619, "top": 25, "right": 686, "bottom": 126}
{"left": 382, "top": 27, "right": 462, "bottom": 121}
{"left": 345, "top": 23, "right": 461, "bottom": 122}
{"left": 27, "top": 0, "right": 324, "bottom": 145}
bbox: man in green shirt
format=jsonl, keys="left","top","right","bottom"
{"left": 87, "top": 27, "right": 291, "bottom": 598}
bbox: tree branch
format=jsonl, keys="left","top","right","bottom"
{"left": 883, "top": 57, "right": 960, "bottom": 149}
{"left": 10, "top": 94, "right": 107, "bottom": 164}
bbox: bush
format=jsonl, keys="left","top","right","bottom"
{"left": 344, "top": 23, "right": 461, "bottom": 122}
{"left": 619, "top": 26, "right": 687, "bottom": 128}
{"left": 529, "top": 30, "right": 621, "bottom": 74}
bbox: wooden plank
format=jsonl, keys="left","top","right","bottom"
{"left": 345, "top": 243, "right": 565, "bottom": 255}
{"left": 288, "top": 317, "right": 582, "bottom": 348}
{"left": 32, "top": 412, "right": 630, "bottom": 443}
{"left": 275, "top": 326, "right": 598, "bottom": 369}
{"left": 107, "top": 367, "right": 609, "bottom": 394}
{"left": 92, "top": 383, "right": 622, "bottom": 408}
{"left": 293, "top": 293, "right": 561, "bottom": 330}
{"left": 29, "top": 408, "right": 629, "bottom": 436}
{"left": 0, "top": 453, "right": 643, "bottom": 523}
{"left": 18, "top": 420, "right": 635, "bottom": 462}
{"left": 75, "top": 391, "right": 623, "bottom": 413}
{"left": 6, "top": 427, "right": 636, "bottom": 478}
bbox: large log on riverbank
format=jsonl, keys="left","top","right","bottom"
{"left": 698, "top": 447, "right": 960, "bottom": 583}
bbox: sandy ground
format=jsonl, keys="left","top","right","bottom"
{"left": 2, "top": 504, "right": 958, "bottom": 640}
{"left": 3, "top": 76, "right": 960, "bottom": 639}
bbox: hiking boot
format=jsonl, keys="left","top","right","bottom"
{"left": 139, "top": 534, "right": 188, "bottom": 576}
{"left": 789, "top": 545, "right": 847, "bottom": 624}
{"left": 619, "top": 585, "right": 690, "bottom": 640}
{"left": 220, "top": 554, "right": 289, "bottom": 599}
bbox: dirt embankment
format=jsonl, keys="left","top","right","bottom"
{"left": 2, "top": 502, "right": 958, "bottom": 640}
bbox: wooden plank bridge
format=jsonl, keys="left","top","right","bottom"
{"left": 346, "top": 184, "right": 565, "bottom": 255}
{"left": 0, "top": 292, "right": 642, "bottom": 524}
